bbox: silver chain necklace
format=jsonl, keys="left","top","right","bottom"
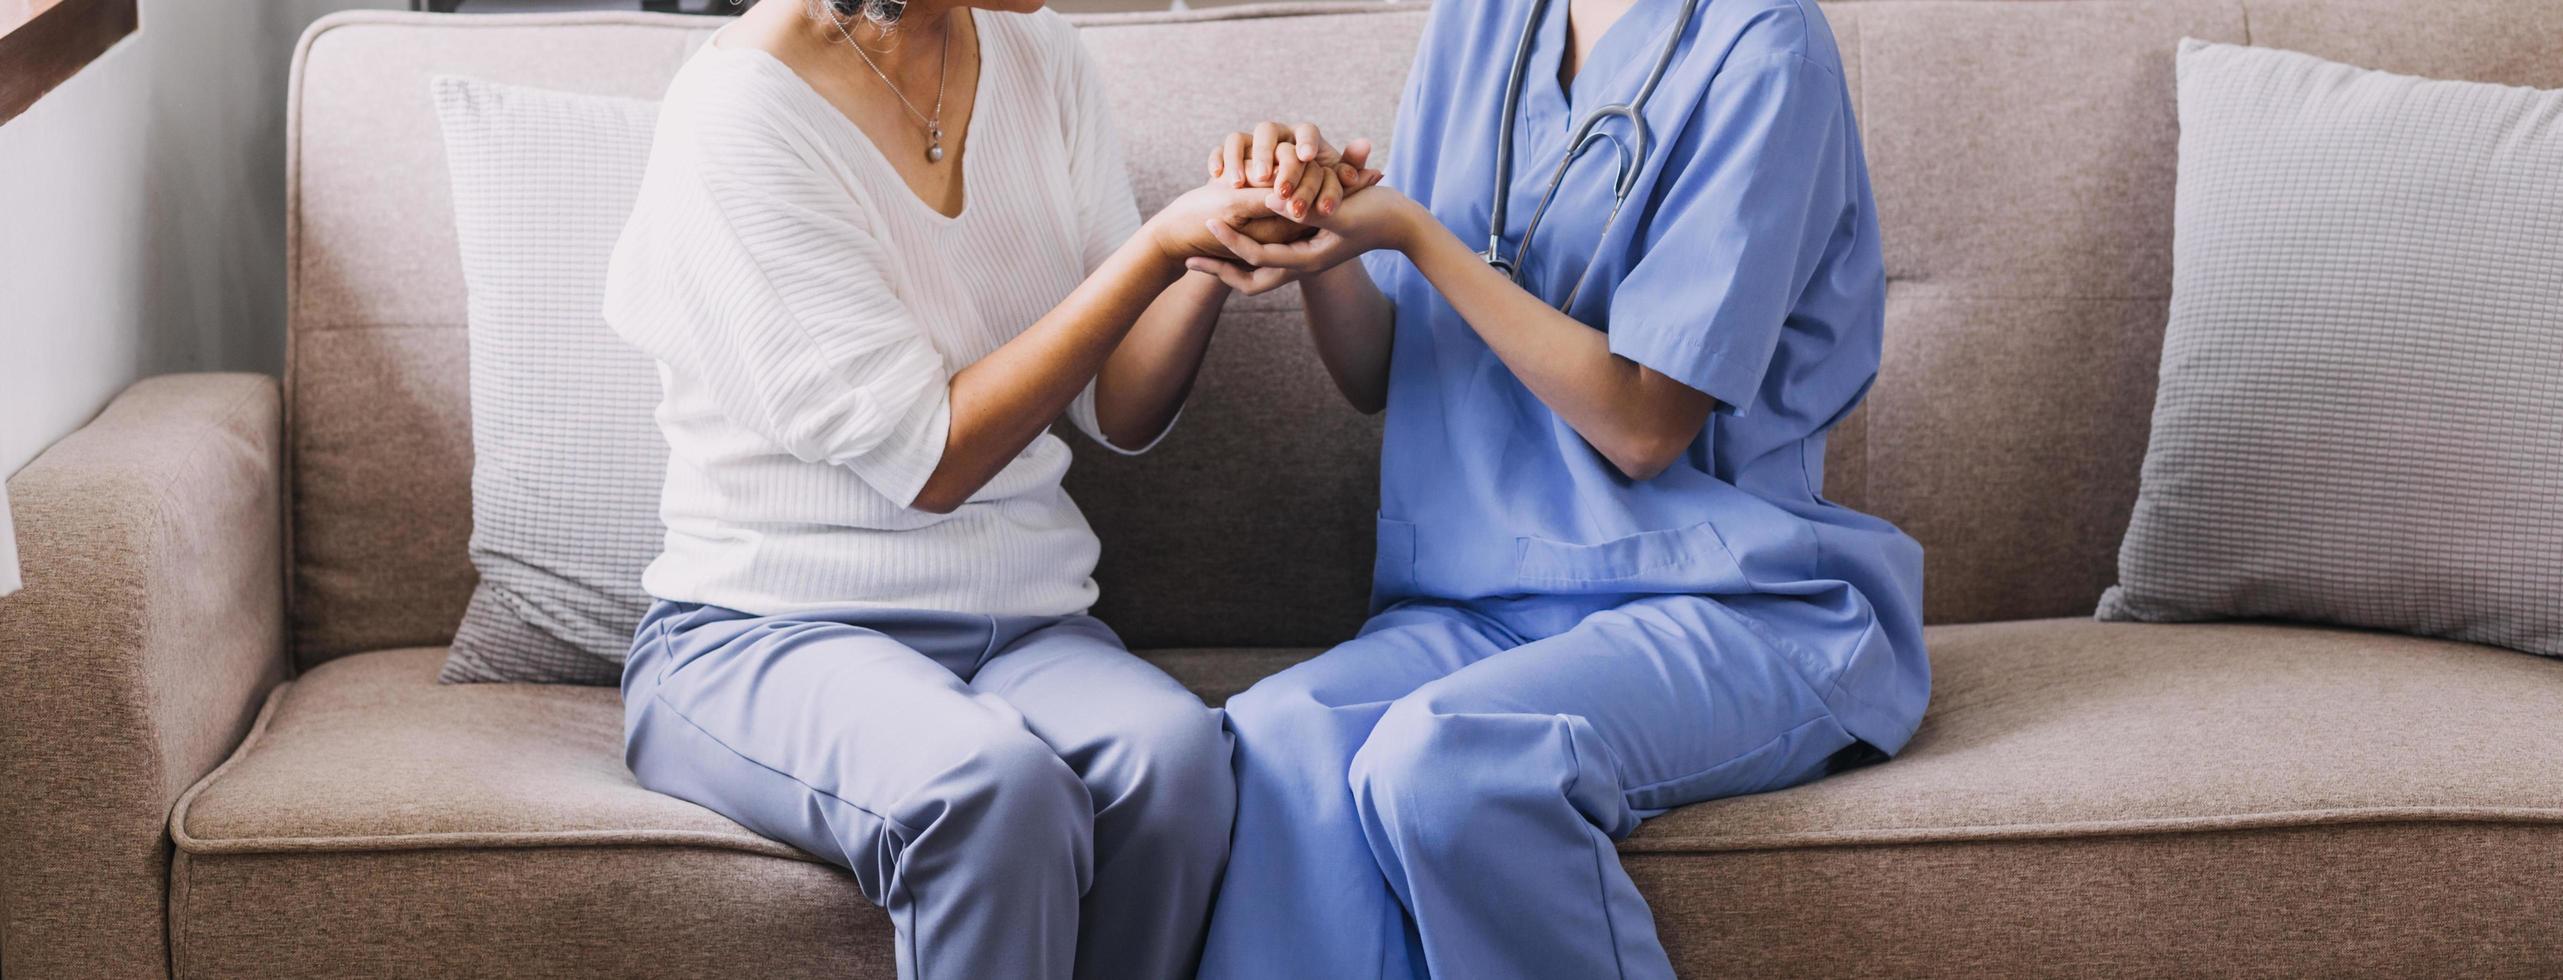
{"left": 827, "top": 10, "right": 952, "bottom": 163}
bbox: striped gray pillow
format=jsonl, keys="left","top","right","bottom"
{"left": 2098, "top": 41, "right": 2563, "bottom": 657}
{"left": 431, "top": 77, "right": 667, "bottom": 684}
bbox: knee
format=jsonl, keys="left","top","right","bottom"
{"left": 1222, "top": 663, "right": 1341, "bottom": 749}
{"left": 1098, "top": 698, "right": 1234, "bottom": 817}
{"left": 868, "top": 730, "right": 1096, "bottom": 901}
{"left": 1347, "top": 697, "right": 1570, "bottom": 853}
{"left": 1345, "top": 698, "right": 1465, "bottom": 823}
{"left": 1092, "top": 698, "right": 1235, "bottom": 850}
{"left": 917, "top": 728, "right": 1091, "bottom": 854}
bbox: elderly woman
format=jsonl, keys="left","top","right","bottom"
{"left": 599, "top": 2, "right": 1348, "bottom": 978}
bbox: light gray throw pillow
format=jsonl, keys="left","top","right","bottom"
{"left": 431, "top": 77, "right": 666, "bottom": 684}
{"left": 2098, "top": 41, "right": 2563, "bottom": 657}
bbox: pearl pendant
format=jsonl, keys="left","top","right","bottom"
{"left": 926, "top": 126, "right": 944, "bottom": 163}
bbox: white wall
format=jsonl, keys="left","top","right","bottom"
{"left": 0, "top": 0, "right": 403, "bottom": 479}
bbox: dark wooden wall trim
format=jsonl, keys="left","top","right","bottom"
{"left": 0, "top": 0, "right": 140, "bottom": 127}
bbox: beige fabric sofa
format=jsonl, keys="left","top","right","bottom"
{"left": 5, "top": 3, "right": 2562, "bottom": 977}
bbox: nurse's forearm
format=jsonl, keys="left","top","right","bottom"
{"left": 1092, "top": 271, "right": 1232, "bottom": 448}
{"left": 1299, "top": 260, "right": 1395, "bottom": 414}
{"left": 915, "top": 232, "right": 1192, "bottom": 513}
{"left": 1398, "top": 221, "right": 1714, "bottom": 481}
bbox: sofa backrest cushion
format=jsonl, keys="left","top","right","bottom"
{"left": 283, "top": 1, "right": 2563, "bottom": 666}
{"left": 289, "top": 14, "right": 717, "bottom": 664}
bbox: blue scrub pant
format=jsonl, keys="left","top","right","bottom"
{"left": 1198, "top": 593, "right": 1862, "bottom": 980}
{"left": 621, "top": 601, "right": 1234, "bottom": 980}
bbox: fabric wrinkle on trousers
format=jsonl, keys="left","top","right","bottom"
{"left": 1198, "top": 593, "right": 1863, "bottom": 980}
{"left": 621, "top": 600, "right": 1235, "bottom": 980}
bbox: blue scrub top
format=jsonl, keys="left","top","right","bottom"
{"left": 1361, "top": 0, "right": 1928, "bottom": 752}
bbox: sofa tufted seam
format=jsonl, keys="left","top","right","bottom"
{"left": 175, "top": 780, "right": 2563, "bottom": 865}
{"left": 1618, "top": 804, "right": 2563, "bottom": 855}
{"left": 174, "top": 828, "right": 816, "bottom": 861}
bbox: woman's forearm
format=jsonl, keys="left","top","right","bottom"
{"left": 1091, "top": 271, "right": 1231, "bottom": 449}
{"left": 914, "top": 231, "right": 1187, "bottom": 512}
{"left": 1397, "top": 220, "right": 1713, "bottom": 480}
{"left": 1299, "top": 259, "right": 1396, "bottom": 414}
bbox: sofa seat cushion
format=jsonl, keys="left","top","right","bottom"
{"left": 1626, "top": 618, "right": 2563, "bottom": 978}
{"left": 171, "top": 646, "right": 1303, "bottom": 856}
{"left": 174, "top": 648, "right": 766, "bottom": 856}
{"left": 163, "top": 646, "right": 1312, "bottom": 979}
{"left": 1634, "top": 617, "right": 2563, "bottom": 851}
{"left": 170, "top": 624, "right": 2563, "bottom": 978}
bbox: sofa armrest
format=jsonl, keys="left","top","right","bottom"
{"left": 0, "top": 373, "right": 288, "bottom": 980}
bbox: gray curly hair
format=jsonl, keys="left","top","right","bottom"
{"left": 808, "top": 0, "right": 908, "bottom": 29}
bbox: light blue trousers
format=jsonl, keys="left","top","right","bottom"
{"left": 1197, "top": 594, "right": 1865, "bottom": 980}
{"left": 621, "top": 601, "right": 1235, "bottom": 980}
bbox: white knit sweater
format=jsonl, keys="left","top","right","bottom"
{"left": 604, "top": 9, "right": 1152, "bottom": 618}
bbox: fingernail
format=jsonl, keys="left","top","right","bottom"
{"left": 1278, "top": 182, "right": 1293, "bottom": 196}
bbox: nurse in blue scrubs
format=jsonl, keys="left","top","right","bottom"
{"left": 1184, "top": 0, "right": 1927, "bottom": 976}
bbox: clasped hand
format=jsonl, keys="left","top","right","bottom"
{"left": 1152, "top": 121, "right": 1417, "bottom": 295}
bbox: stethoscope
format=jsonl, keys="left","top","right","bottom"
{"left": 1485, "top": 0, "right": 1707, "bottom": 313}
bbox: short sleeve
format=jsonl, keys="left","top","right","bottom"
{"left": 1607, "top": 52, "right": 1853, "bottom": 415}
{"left": 1063, "top": 378, "right": 1175, "bottom": 456}
{"left": 605, "top": 84, "right": 953, "bottom": 506}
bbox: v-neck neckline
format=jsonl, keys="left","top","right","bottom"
{"left": 1537, "top": 0, "right": 1664, "bottom": 123}
{"left": 709, "top": 11, "right": 988, "bottom": 226}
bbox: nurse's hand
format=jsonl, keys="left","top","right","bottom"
{"left": 1190, "top": 182, "right": 1425, "bottom": 288}
{"left": 1187, "top": 164, "right": 1387, "bottom": 294}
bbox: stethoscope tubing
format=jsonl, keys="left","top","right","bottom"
{"left": 1485, "top": 0, "right": 1708, "bottom": 312}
